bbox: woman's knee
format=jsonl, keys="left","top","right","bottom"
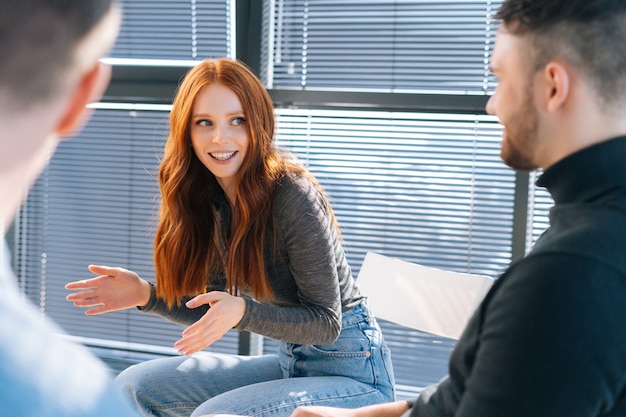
{"left": 115, "top": 361, "right": 155, "bottom": 401}
{"left": 115, "top": 356, "right": 184, "bottom": 396}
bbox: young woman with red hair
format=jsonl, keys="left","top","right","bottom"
{"left": 66, "top": 58, "right": 395, "bottom": 417}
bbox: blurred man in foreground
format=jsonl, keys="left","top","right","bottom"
{"left": 0, "top": 1, "right": 140, "bottom": 415}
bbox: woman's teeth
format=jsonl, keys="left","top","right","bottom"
{"left": 210, "top": 151, "right": 236, "bottom": 161}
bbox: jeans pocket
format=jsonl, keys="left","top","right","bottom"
{"left": 292, "top": 321, "right": 385, "bottom": 387}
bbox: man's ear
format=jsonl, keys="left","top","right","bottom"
{"left": 542, "top": 61, "right": 570, "bottom": 113}
{"left": 55, "top": 61, "right": 112, "bottom": 137}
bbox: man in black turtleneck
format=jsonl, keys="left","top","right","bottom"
{"left": 288, "top": 1, "right": 626, "bottom": 416}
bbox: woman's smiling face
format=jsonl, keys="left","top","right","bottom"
{"left": 190, "top": 82, "right": 249, "bottom": 201}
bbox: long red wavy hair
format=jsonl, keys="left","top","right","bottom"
{"left": 154, "top": 58, "right": 336, "bottom": 307}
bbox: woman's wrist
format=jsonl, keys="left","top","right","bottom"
{"left": 137, "top": 280, "right": 154, "bottom": 309}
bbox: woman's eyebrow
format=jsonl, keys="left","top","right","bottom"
{"left": 192, "top": 110, "right": 244, "bottom": 118}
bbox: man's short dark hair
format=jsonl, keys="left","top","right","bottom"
{"left": 494, "top": 0, "right": 626, "bottom": 111}
{"left": 0, "top": 0, "right": 116, "bottom": 107}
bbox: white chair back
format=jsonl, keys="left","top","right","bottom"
{"left": 357, "top": 251, "right": 494, "bottom": 339}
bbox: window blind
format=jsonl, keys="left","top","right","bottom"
{"left": 267, "top": 0, "right": 502, "bottom": 93}
{"left": 274, "top": 109, "right": 511, "bottom": 275}
{"left": 112, "top": 0, "right": 232, "bottom": 61}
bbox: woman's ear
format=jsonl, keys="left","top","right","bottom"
{"left": 542, "top": 61, "right": 570, "bottom": 113}
{"left": 54, "top": 61, "right": 112, "bottom": 137}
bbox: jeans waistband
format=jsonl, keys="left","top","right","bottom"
{"left": 341, "top": 300, "right": 374, "bottom": 327}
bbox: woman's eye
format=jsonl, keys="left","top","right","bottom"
{"left": 231, "top": 117, "right": 246, "bottom": 126}
{"left": 196, "top": 119, "right": 212, "bottom": 127}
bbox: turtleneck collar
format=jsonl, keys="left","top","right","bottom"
{"left": 536, "top": 136, "right": 626, "bottom": 205}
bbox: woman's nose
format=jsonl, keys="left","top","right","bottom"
{"left": 211, "top": 125, "right": 228, "bottom": 144}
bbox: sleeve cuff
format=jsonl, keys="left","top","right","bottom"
{"left": 137, "top": 281, "right": 157, "bottom": 312}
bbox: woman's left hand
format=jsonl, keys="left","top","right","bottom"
{"left": 174, "top": 291, "right": 246, "bottom": 356}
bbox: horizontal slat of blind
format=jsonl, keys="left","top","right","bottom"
{"left": 17, "top": 109, "right": 238, "bottom": 354}
{"left": 269, "top": 0, "right": 502, "bottom": 93}
{"left": 112, "top": 0, "right": 231, "bottom": 60}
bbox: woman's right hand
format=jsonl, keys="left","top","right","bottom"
{"left": 65, "top": 265, "right": 152, "bottom": 315}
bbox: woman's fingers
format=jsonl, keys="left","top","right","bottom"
{"left": 65, "top": 265, "right": 149, "bottom": 314}
{"left": 173, "top": 293, "right": 246, "bottom": 355}
{"left": 65, "top": 276, "right": 102, "bottom": 290}
{"left": 175, "top": 317, "right": 215, "bottom": 355}
{"left": 87, "top": 264, "right": 116, "bottom": 275}
{"left": 66, "top": 288, "right": 100, "bottom": 305}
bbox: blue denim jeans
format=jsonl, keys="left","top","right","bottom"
{"left": 115, "top": 302, "right": 395, "bottom": 417}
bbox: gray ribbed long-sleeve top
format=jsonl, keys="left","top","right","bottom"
{"left": 139, "top": 173, "right": 366, "bottom": 345}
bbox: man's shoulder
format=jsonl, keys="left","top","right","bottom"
{"left": 532, "top": 205, "right": 626, "bottom": 272}
{"left": 0, "top": 256, "right": 139, "bottom": 416}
